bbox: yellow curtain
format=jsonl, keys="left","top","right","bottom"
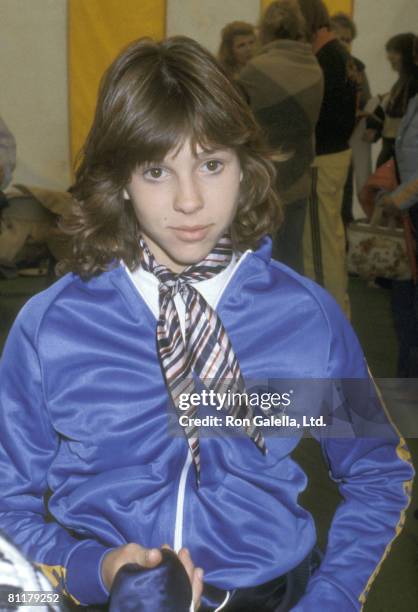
{"left": 68, "top": 0, "right": 166, "bottom": 168}
{"left": 323, "top": 0, "right": 353, "bottom": 14}
{"left": 260, "top": 0, "right": 353, "bottom": 17}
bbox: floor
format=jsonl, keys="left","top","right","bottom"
{"left": 0, "top": 274, "right": 417, "bottom": 611}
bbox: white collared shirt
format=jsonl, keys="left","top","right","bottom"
{"left": 125, "top": 253, "right": 242, "bottom": 336}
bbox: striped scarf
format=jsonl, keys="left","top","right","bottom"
{"left": 140, "top": 236, "right": 266, "bottom": 484}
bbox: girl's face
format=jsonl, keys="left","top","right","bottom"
{"left": 232, "top": 34, "right": 256, "bottom": 67}
{"left": 387, "top": 50, "right": 402, "bottom": 73}
{"left": 126, "top": 138, "right": 242, "bottom": 272}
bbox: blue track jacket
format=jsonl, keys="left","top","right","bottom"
{"left": 0, "top": 239, "right": 413, "bottom": 610}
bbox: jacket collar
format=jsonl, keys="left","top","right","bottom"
{"left": 254, "top": 235, "right": 273, "bottom": 263}
{"left": 109, "top": 237, "right": 273, "bottom": 323}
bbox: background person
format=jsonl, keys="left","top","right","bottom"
{"left": 379, "top": 91, "right": 418, "bottom": 376}
{"left": 239, "top": 0, "right": 323, "bottom": 274}
{"left": 0, "top": 186, "right": 73, "bottom": 277}
{"left": 0, "top": 36, "right": 413, "bottom": 612}
{"left": 330, "top": 11, "right": 372, "bottom": 228}
{"left": 330, "top": 12, "right": 371, "bottom": 109}
{"left": 298, "top": 0, "right": 357, "bottom": 317}
{"left": 366, "top": 33, "right": 418, "bottom": 168}
{"left": 217, "top": 20, "right": 257, "bottom": 79}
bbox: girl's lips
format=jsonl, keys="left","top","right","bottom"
{"left": 171, "top": 225, "right": 212, "bottom": 242}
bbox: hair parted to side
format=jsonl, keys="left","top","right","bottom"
{"left": 65, "top": 36, "right": 281, "bottom": 279}
{"left": 260, "top": 0, "right": 307, "bottom": 45}
{"left": 329, "top": 12, "right": 357, "bottom": 40}
{"left": 297, "top": 0, "right": 330, "bottom": 42}
{"left": 218, "top": 21, "right": 256, "bottom": 76}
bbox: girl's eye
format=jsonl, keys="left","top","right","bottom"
{"left": 203, "top": 160, "right": 223, "bottom": 173}
{"left": 143, "top": 167, "right": 167, "bottom": 180}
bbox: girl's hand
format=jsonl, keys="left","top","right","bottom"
{"left": 101, "top": 543, "right": 204, "bottom": 609}
{"left": 101, "top": 543, "right": 162, "bottom": 591}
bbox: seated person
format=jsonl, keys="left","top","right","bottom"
{"left": 0, "top": 36, "right": 414, "bottom": 611}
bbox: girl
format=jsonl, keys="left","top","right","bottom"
{"left": 0, "top": 36, "right": 413, "bottom": 612}
{"left": 366, "top": 33, "right": 418, "bottom": 167}
{"left": 217, "top": 21, "right": 257, "bottom": 79}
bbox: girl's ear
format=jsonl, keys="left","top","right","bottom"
{"left": 123, "top": 188, "right": 130, "bottom": 200}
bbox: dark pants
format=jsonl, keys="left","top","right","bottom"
{"left": 189, "top": 548, "right": 318, "bottom": 612}
{"left": 391, "top": 279, "right": 418, "bottom": 377}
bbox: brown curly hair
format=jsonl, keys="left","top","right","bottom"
{"left": 65, "top": 36, "right": 282, "bottom": 279}
{"left": 217, "top": 21, "right": 256, "bottom": 78}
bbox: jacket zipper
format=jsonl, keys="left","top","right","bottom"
{"left": 173, "top": 450, "right": 192, "bottom": 552}
{"left": 172, "top": 250, "right": 251, "bottom": 553}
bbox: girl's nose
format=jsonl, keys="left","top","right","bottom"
{"left": 173, "top": 175, "right": 204, "bottom": 214}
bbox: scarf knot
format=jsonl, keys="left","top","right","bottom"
{"left": 159, "top": 278, "right": 186, "bottom": 299}
{"left": 139, "top": 236, "right": 267, "bottom": 485}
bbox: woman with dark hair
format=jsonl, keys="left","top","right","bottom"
{"left": 217, "top": 21, "right": 256, "bottom": 79}
{"left": 0, "top": 36, "right": 413, "bottom": 612}
{"left": 367, "top": 33, "right": 418, "bottom": 167}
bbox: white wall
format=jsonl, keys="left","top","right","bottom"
{"left": 166, "top": 0, "right": 260, "bottom": 54}
{"left": 0, "top": 0, "right": 261, "bottom": 192}
{"left": 0, "top": 0, "right": 70, "bottom": 189}
{"left": 0, "top": 0, "right": 417, "bottom": 192}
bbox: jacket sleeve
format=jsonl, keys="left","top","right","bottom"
{"left": 365, "top": 103, "right": 385, "bottom": 135}
{"left": 0, "top": 306, "right": 111, "bottom": 605}
{"left": 390, "top": 170, "right": 418, "bottom": 210}
{"left": 292, "top": 294, "right": 414, "bottom": 611}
